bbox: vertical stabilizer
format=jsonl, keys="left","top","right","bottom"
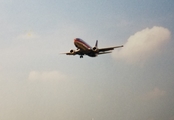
{"left": 95, "top": 40, "right": 98, "bottom": 47}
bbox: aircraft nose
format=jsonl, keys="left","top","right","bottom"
{"left": 74, "top": 38, "right": 79, "bottom": 42}
{"left": 74, "top": 38, "right": 77, "bottom": 42}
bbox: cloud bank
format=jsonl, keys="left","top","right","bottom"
{"left": 112, "top": 26, "right": 171, "bottom": 64}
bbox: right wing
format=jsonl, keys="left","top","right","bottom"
{"left": 98, "top": 45, "right": 123, "bottom": 52}
{"left": 98, "top": 51, "right": 112, "bottom": 55}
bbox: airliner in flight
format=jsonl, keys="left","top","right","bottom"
{"left": 63, "top": 38, "right": 123, "bottom": 58}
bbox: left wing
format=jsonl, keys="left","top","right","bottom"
{"left": 98, "top": 45, "right": 123, "bottom": 52}
{"left": 61, "top": 49, "right": 81, "bottom": 55}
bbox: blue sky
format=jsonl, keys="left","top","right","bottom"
{"left": 0, "top": 0, "right": 174, "bottom": 120}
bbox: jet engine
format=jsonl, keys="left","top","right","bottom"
{"left": 92, "top": 47, "right": 99, "bottom": 52}
{"left": 70, "top": 49, "right": 76, "bottom": 55}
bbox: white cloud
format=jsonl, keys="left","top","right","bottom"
{"left": 141, "top": 87, "right": 166, "bottom": 101}
{"left": 28, "top": 71, "right": 66, "bottom": 81}
{"left": 112, "top": 26, "right": 171, "bottom": 64}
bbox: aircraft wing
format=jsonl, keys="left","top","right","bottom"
{"left": 98, "top": 51, "right": 112, "bottom": 55}
{"left": 64, "top": 52, "right": 75, "bottom": 55}
{"left": 61, "top": 49, "right": 81, "bottom": 55}
{"left": 61, "top": 52, "right": 77, "bottom": 55}
{"left": 98, "top": 45, "right": 123, "bottom": 52}
{"left": 60, "top": 52, "right": 72, "bottom": 55}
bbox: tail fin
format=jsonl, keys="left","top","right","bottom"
{"left": 95, "top": 40, "right": 98, "bottom": 47}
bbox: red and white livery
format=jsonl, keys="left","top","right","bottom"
{"left": 63, "top": 38, "right": 123, "bottom": 58}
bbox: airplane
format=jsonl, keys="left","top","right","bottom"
{"left": 62, "top": 38, "right": 123, "bottom": 58}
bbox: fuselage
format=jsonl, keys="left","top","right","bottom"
{"left": 74, "top": 38, "right": 97, "bottom": 57}
{"left": 63, "top": 38, "right": 123, "bottom": 58}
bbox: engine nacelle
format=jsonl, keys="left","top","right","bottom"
{"left": 92, "top": 47, "right": 99, "bottom": 52}
{"left": 70, "top": 49, "right": 76, "bottom": 55}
